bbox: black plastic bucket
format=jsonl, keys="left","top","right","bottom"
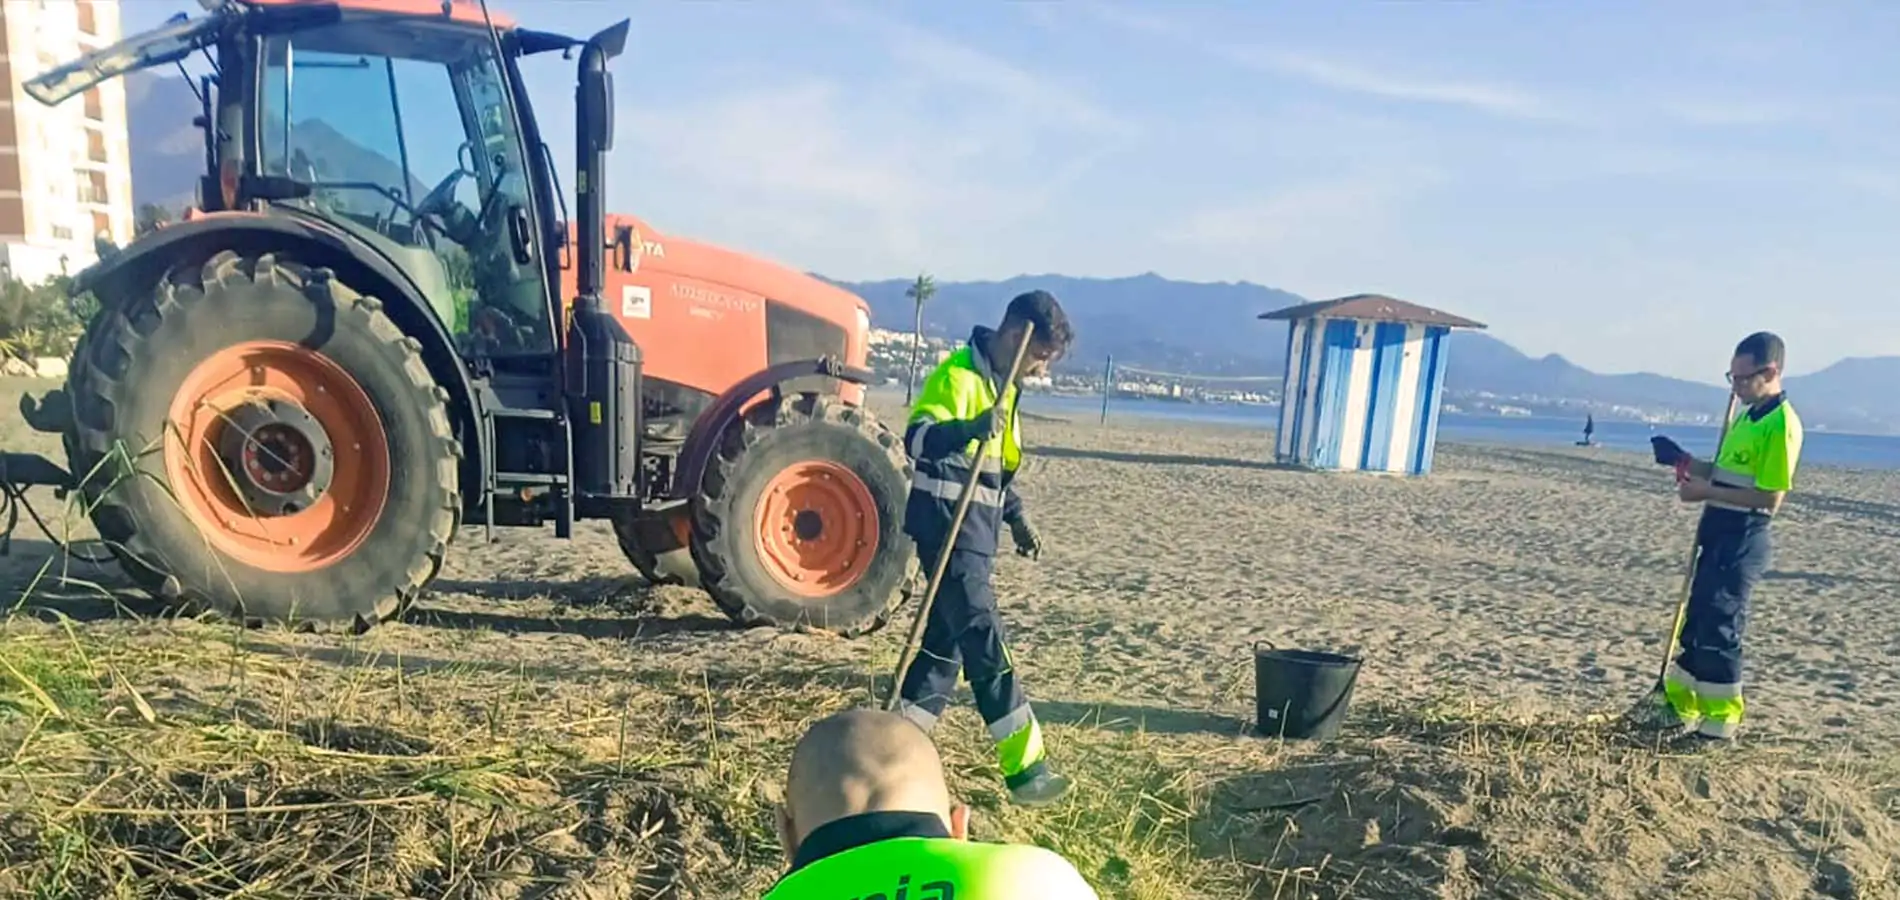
{"left": 1253, "top": 642, "right": 1362, "bottom": 740}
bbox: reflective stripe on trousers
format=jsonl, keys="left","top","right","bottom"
{"left": 987, "top": 697, "right": 1049, "bottom": 787}
{"left": 897, "top": 699, "right": 1048, "bottom": 786}
{"left": 1663, "top": 662, "right": 1745, "bottom": 738}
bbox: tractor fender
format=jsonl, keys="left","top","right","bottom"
{"left": 75, "top": 211, "right": 486, "bottom": 481}
{"left": 670, "top": 356, "right": 878, "bottom": 502}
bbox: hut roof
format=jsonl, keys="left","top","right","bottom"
{"left": 1258, "top": 294, "right": 1487, "bottom": 330}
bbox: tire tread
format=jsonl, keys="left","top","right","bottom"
{"left": 63, "top": 250, "right": 461, "bottom": 631}
{"left": 688, "top": 392, "right": 916, "bottom": 637}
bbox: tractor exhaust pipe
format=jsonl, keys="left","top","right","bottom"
{"left": 563, "top": 19, "right": 641, "bottom": 526}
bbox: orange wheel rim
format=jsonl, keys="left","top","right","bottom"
{"left": 752, "top": 460, "right": 879, "bottom": 597}
{"left": 163, "top": 340, "right": 390, "bottom": 573}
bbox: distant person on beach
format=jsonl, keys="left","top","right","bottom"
{"left": 763, "top": 709, "right": 1099, "bottom": 898}
{"left": 897, "top": 289, "right": 1076, "bottom": 806}
{"left": 1638, "top": 331, "right": 1803, "bottom": 744}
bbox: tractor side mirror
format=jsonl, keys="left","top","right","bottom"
{"left": 581, "top": 69, "right": 614, "bottom": 153}
{"left": 611, "top": 224, "right": 634, "bottom": 272}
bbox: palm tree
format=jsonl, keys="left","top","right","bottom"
{"left": 904, "top": 273, "right": 936, "bottom": 404}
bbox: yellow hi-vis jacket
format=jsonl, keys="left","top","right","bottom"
{"left": 903, "top": 326, "right": 1024, "bottom": 555}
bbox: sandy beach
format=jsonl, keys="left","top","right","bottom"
{"left": 3, "top": 382, "right": 1897, "bottom": 898}
{"left": 1000, "top": 411, "right": 1900, "bottom": 747}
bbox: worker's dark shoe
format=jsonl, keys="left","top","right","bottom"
{"left": 1666, "top": 730, "right": 1734, "bottom": 753}
{"left": 1008, "top": 769, "right": 1073, "bottom": 808}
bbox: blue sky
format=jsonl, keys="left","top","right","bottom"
{"left": 124, "top": 1, "right": 1900, "bottom": 382}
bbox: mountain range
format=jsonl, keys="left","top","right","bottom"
{"left": 125, "top": 73, "right": 205, "bottom": 214}
{"left": 836, "top": 274, "right": 1900, "bottom": 435}
{"left": 123, "top": 74, "right": 1900, "bottom": 434}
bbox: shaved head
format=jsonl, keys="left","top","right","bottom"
{"left": 777, "top": 708, "right": 967, "bottom": 861}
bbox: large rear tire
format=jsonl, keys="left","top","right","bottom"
{"left": 64, "top": 251, "right": 461, "bottom": 630}
{"left": 689, "top": 392, "right": 915, "bottom": 636}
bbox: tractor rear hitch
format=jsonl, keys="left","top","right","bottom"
{"left": 1, "top": 453, "right": 76, "bottom": 492}
{"left": 0, "top": 452, "right": 77, "bottom": 558}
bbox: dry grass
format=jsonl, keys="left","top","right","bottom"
{"left": 0, "top": 620, "right": 769, "bottom": 898}
{"left": 4, "top": 610, "right": 1898, "bottom": 899}
{"left": 1, "top": 381, "right": 1896, "bottom": 897}
{"left": 0, "top": 616, "right": 1230, "bottom": 898}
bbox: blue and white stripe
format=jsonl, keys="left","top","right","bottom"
{"left": 1273, "top": 316, "right": 1454, "bottom": 476}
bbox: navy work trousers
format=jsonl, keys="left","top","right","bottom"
{"left": 1675, "top": 509, "right": 1773, "bottom": 687}
{"left": 897, "top": 546, "right": 1028, "bottom": 729}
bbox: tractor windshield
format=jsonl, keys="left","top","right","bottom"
{"left": 257, "top": 17, "right": 552, "bottom": 354}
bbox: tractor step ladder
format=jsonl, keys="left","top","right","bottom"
{"left": 480, "top": 404, "right": 572, "bottom": 542}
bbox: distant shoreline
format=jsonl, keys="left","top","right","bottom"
{"left": 867, "top": 385, "right": 1900, "bottom": 472}
{"left": 872, "top": 377, "right": 1890, "bottom": 437}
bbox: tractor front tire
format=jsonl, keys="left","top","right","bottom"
{"left": 690, "top": 393, "right": 915, "bottom": 636}
{"left": 611, "top": 508, "right": 701, "bottom": 588}
{"left": 64, "top": 251, "right": 461, "bottom": 630}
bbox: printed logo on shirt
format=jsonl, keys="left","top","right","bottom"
{"left": 844, "top": 873, "right": 955, "bottom": 900}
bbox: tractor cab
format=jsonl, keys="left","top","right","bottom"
{"left": 32, "top": 0, "right": 598, "bottom": 367}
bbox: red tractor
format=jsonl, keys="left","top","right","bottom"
{"left": 6, "top": 0, "right": 915, "bottom": 635}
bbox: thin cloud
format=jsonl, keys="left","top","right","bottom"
{"left": 827, "top": 4, "right": 1137, "bottom": 139}
{"left": 617, "top": 4, "right": 1138, "bottom": 276}
{"left": 1151, "top": 170, "right": 1451, "bottom": 302}
{"left": 1089, "top": 5, "right": 1562, "bottom": 123}
{"left": 1245, "top": 51, "right": 1554, "bottom": 121}
{"left": 622, "top": 78, "right": 1009, "bottom": 272}
{"left": 623, "top": 79, "right": 1010, "bottom": 223}
{"left": 849, "top": 10, "right": 1148, "bottom": 218}
{"left": 1158, "top": 167, "right": 1444, "bottom": 250}
{"left": 1083, "top": 5, "right": 1192, "bottom": 41}
{"left": 1656, "top": 98, "right": 1816, "bottom": 128}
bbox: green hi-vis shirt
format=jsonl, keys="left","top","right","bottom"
{"left": 764, "top": 838, "right": 1097, "bottom": 900}
{"left": 1710, "top": 395, "right": 1803, "bottom": 504}
{"left": 764, "top": 812, "right": 1099, "bottom": 900}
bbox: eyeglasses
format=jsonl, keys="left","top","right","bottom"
{"left": 1725, "top": 365, "right": 1772, "bottom": 385}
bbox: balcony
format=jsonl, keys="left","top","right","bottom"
{"left": 83, "top": 89, "right": 103, "bottom": 122}
{"left": 76, "top": 169, "right": 109, "bottom": 205}
{"left": 86, "top": 133, "right": 108, "bottom": 164}
{"left": 77, "top": 1, "right": 98, "bottom": 38}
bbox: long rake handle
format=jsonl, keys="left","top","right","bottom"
{"left": 1653, "top": 392, "right": 1741, "bottom": 687}
{"left": 882, "top": 323, "right": 1036, "bottom": 712}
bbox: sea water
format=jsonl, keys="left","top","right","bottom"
{"left": 1003, "top": 394, "right": 1900, "bottom": 472}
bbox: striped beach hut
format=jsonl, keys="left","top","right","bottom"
{"left": 1261, "top": 294, "right": 1487, "bottom": 476}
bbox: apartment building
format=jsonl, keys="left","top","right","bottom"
{"left": 0, "top": 0, "right": 132, "bottom": 285}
